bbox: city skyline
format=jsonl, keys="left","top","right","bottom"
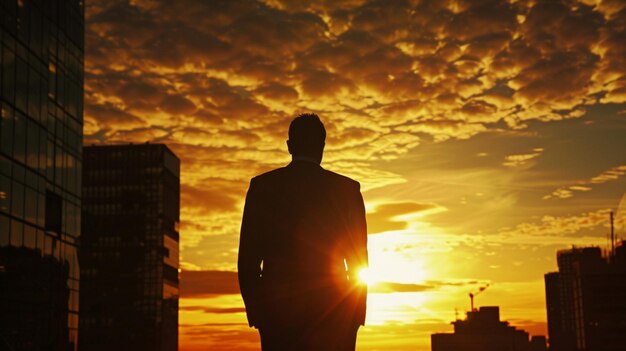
{"left": 431, "top": 305, "right": 547, "bottom": 351}
{"left": 80, "top": 0, "right": 626, "bottom": 350}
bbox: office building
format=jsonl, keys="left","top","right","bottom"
{"left": 544, "top": 243, "right": 626, "bottom": 351}
{"left": 79, "top": 144, "right": 180, "bottom": 351}
{"left": 0, "top": 0, "right": 84, "bottom": 349}
{"left": 431, "top": 306, "right": 546, "bottom": 351}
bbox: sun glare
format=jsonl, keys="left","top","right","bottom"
{"left": 358, "top": 267, "right": 373, "bottom": 285}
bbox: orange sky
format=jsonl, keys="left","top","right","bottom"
{"left": 84, "top": 0, "right": 626, "bottom": 349}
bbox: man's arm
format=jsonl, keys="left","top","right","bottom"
{"left": 238, "top": 178, "right": 264, "bottom": 328}
{"left": 346, "top": 181, "right": 368, "bottom": 326}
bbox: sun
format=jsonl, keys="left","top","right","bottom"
{"left": 357, "top": 267, "right": 373, "bottom": 285}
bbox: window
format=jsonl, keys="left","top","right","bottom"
{"left": 0, "top": 174, "right": 10, "bottom": 214}
{"left": 24, "top": 186, "right": 37, "bottom": 224}
{"left": 0, "top": 214, "right": 9, "bottom": 246}
{"left": 13, "top": 112, "right": 26, "bottom": 164}
{"left": 15, "top": 57, "right": 28, "bottom": 113}
{"left": 45, "top": 190, "right": 62, "bottom": 234}
{"left": 11, "top": 181, "right": 23, "bottom": 219}
{"left": 2, "top": 45, "right": 16, "bottom": 104}
{"left": 0, "top": 105, "right": 14, "bottom": 156}
{"left": 10, "top": 219, "right": 23, "bottom": 247}
{"left": 26, "top": 119, "right": 39, "bottom": 170}
{"left": 23, "top": 224, "right": 35, "bottom": 249}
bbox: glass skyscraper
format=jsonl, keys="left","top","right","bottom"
{"left": 544, "top": 244, "right": 626, "bottom": 351}
{"left": 79, "top": 144, "right": 180, "bottom": 351}
{"left": 0, "top": 0, "right": 84, "bottom": 350}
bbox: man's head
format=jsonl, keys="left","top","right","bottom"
{"left": 287, "top": 113, "right": 326, "bottom": 162}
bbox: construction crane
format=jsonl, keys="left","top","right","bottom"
{"left": 469, "top": 284, "right": 490, "bottom": 311}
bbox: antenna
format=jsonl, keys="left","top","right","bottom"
{"left": 469, "top": 284, "right": 490, "bottom": 311}
{"left": 611, "top": 211, "right": 615, "bottom": 258}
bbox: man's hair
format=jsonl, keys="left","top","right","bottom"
{"left": 288, "top": 113, "right": 326, "bottom": 155}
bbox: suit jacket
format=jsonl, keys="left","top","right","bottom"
{"left": 238, "top": 160, "right": 368, "bottom": 329}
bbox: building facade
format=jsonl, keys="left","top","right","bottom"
{"left": 544, "top": 244, "right": 626, "bottom": 351}
{"left": 79, "top": 144, "right": 180, "bottom": 351}
{"left": 431, "top": 306, "right": 547, "bottom": 351}
{"left": 0, "top": 0, "right": 84, "bottom": 349}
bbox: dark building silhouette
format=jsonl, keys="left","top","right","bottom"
{"left": 431, "top": 306, "right": 547, "bottom": 351}
{"left": 79, "top": 144, "right": 180, "bottom": 351}
{"left": 544, "top": 243, "right": 626, "bottom": 351}
{"left": 0, "top": 0, "right": 84, "bottom": 349}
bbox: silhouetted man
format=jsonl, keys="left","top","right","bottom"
{"left": 238, "top": 113, "right": 368, "bottom": 350}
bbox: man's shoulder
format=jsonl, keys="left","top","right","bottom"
{"left": 249, "top": 166, "right": 360, "bottom": 190}
{"left": 323, "top": 169, "right": 361, "bottom": 190}
{"left": 250, "top": 166, "right": 289, "bottom": 185}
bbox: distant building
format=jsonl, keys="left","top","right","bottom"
{"left": 544, "top": 242, "right": 626, "bottom": 351}
{"left": 0, "top": 0, "right": 84, "bottom": 349}
{"left": 431, "top": 306, "right": 547, "bottom": 351}
{"left": 79, "top": 144, "right": 180, "bottom": 351}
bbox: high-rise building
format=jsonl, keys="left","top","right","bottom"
{"left": 544, "top": 243, "right": 626, "bottom": 351}
{"left": 431, "top": 306, "right": 547, "bottom": 351}
{"left": 0, "top": 0, "right": 84, "bottom": 350}
{"left": 79, "top": 144, "right": 180, "bottom": 351}
{"left": 545, "top": 271, "right": 569, "bottom": 350}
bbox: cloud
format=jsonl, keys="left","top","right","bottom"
{"left": 225, "top": 7, "right": 328, "bottom": 57}
{"left": 85, "top": 0, "right": 626, "bottom": 157}
{"left": 502, "top": 148, "right": 544, "bottom": 168}
{"left": 180, "top": 270, "right": 240, "bottom": 297}
{"left": 254, "top": 83, "right": 299, "bottom": 102}
{"left": 160, "top": 95, "right": 198, "bottom": 115}
{"left": 84, "top": 101, "right": 146, "bottom": 128}
{"left": 181, "top": 182, "right": 240, "bottom": 213}
{"left": 370, "top": 279, "right": 479, "bottom": 293}
{"left": 180, "top": 306, "right": 247, "bottom": 314}
{"left": 179, "top": 271, "right": 478, "bottom": 298}
{"left": 445, "top": 1, "right": 517, "bottom": 41}
{"left": 84, "top": 0, "right": 626, "bottom": 273}
{"left": 367, "top": 202, "right": 441, "bottom": 234}
{"left": 298, "top": 68, "right": 357, "bottom": 98}
{"left": 544, "top": 164, "right": 626, "bottom": 199}
{"left": 370, "top": 282, "right": 431, "bottom": 293}
{"left": 179, "top": 322, "right": 260, "bottom": 350}
{"left": 397, "top": 120, "right": 488, "bottom": 142}
{"left": 499, "top": 208, "right": 612, "bottom": 237}
{"left": 511, "top": 51, "right": 599, "bottom": 110}
{"left": 590, "top": 165, "right": 626, "bottom": 184}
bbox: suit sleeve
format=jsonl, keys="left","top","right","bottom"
{"left": 346, "top": 181, "right": 368, "bottom": 326}
{"left": 238, "top": 178, "right": 264, "bottom": 328}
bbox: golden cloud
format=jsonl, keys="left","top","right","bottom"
{"left": 84, "top": 0, "right": 626, "bottom": 262}
{"left": 502, "top": 148, "right": 544, "bottom": 168}
{"left": 544, "top": 165, "right": 626, "bottom": 200}
{"left": 367, "top": 202, "right": 442, "bottom": 234}
{"left": 180, "top": 270, "right": 240, "bottom": 297}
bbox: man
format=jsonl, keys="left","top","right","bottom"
{"left": 238, "top": 113, "right": 368, "bottom": 350}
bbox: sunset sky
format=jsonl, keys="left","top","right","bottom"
{"left": 84, "top": 0, "right": 626, "bottom": 349}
